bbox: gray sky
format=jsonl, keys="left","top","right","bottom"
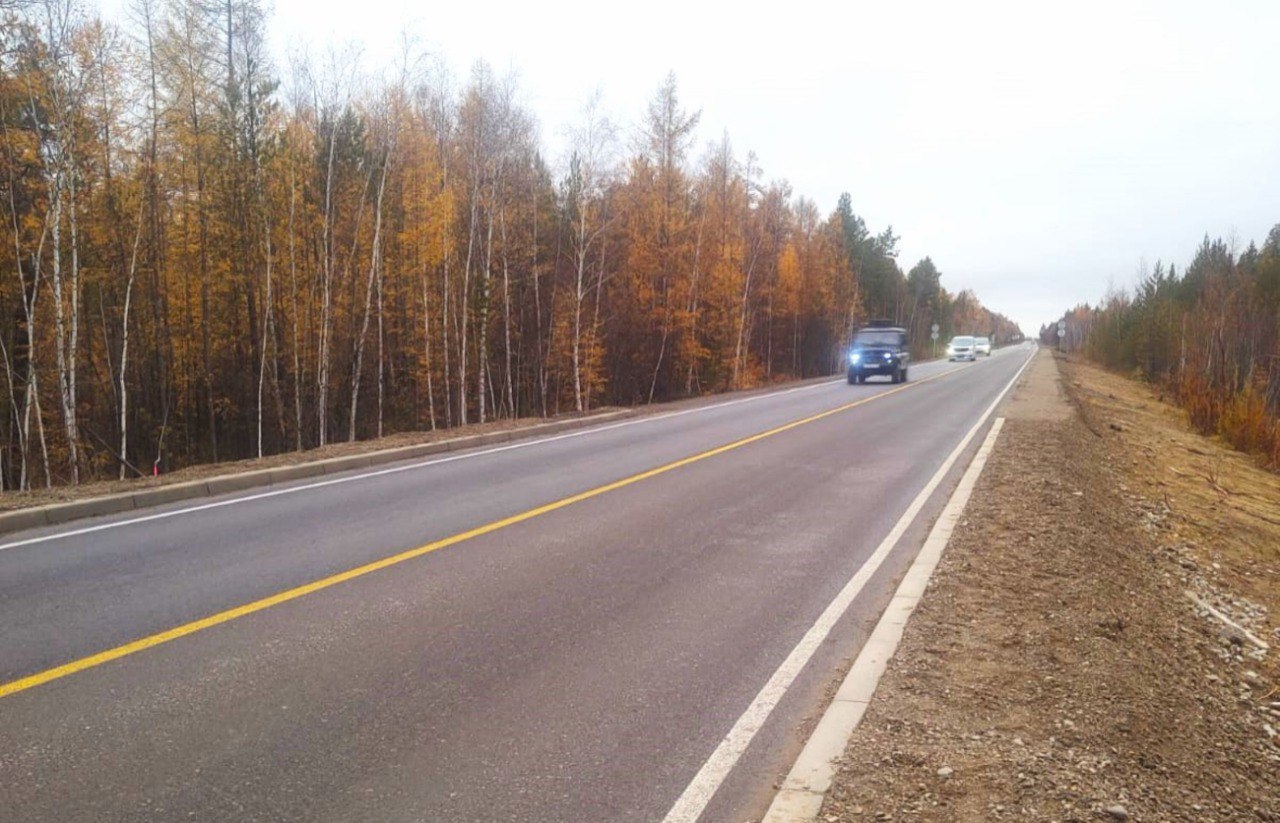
{"left": 120, "top": 0, "right": 1280, "bottom": 334}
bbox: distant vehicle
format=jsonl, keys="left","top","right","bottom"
{"left": 848, "top": 322, "right": 909, "bottom": 384}
{"left": 947, "top": 336, "right": 977, "bottom": 361}
{"left": 974, "top": 336, "right": 992, "bottom": 356}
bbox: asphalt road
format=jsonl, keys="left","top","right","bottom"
{"left": 0, "top": 344, "right": 1035, "bottom": 822}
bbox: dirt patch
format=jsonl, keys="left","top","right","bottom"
{"left": 1003, "top": 349, "right": 1072, "bottom": 422}
{"left": 1059, "top": 355, "right": 1280, "bottom": 629}
{"left": 820, "top": 349, "right": 1279, "bottom": 822}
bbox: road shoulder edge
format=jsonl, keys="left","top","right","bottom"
{"left": 0, "top": 355, "right": 977, "bottom": 537}
{"left": 761, "top": 416, "right": 1007, "bottom": 822}
{"left": 0, "top": 411, "right": 641, "bottom": 536}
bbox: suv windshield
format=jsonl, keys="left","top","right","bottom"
{"left": 854, "top": 331, "right": 902, "bottom": 347}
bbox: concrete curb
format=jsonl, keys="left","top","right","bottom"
{"left": 762, "top": 417, "right": 1007, "bottom": 822}
{"left": 0, "top": 356, "right": 989, "bottom": 539}
{"left": 0, "top": 411, "right": 639, "bottom": 537}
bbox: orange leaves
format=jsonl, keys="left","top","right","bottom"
{"left": 4, "top": 24, "right": 1017, "bottom": 486}
{"left": 1069, "top": 228, "right": 1280, "bottom": 469}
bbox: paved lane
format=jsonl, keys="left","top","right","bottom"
{"left": 0, "top": 344, "right": 1033, "bottom": 821}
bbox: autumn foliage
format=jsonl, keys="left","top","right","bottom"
{"left": 1045, "top": 229, "right": 1280, "bottom": 467}
{"left": 1, "top": 0, "right": 1019, "bottom": 488}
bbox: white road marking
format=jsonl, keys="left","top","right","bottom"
{"left": 0, "top": 374, "right": 854, "bottom": 551}
{"left": 0, "top": 351, "right": 1010, "bottom": 553}
{"left": 762, "top": 417, "right": 1006, "bottom": 821}
{"left": 661, "top": 348, "right": 1036, "bottom": 823}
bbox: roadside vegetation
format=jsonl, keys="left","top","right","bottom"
{"left": 1045, "top": 226, "right": 1280, "bottom": 467}
{"left": 0, "top": 0, "right": 1018, "bottom": 490}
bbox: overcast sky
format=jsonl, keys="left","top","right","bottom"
{"left": 111, "top": 0, "right": 1280, "bottom": 334}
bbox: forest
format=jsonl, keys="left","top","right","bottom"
{"left": 1044, "top": 226, "right": 1280, "bottom": 466}
{"left": 1, "top": 0, "right": 1020, "bottom": 489}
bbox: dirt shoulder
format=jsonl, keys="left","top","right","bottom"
{"left": 821, "top": 348, "right": 1279, "bottom": 822}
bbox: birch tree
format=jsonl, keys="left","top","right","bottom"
{"left": 562, "top": 91, "right": 615, "bottom": 412}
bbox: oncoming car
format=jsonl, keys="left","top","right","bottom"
{"left": 974, "top": 336, "right": 992, "bottom": 356}
{"left": 847, "top": 323, "right": 909, "bottom": 384}
{"left": 947, "top": 336, "right": 977, "bottom": 361}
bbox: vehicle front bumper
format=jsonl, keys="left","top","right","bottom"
{"left": 849, "top": 359, "right": 901, "bottom": 375}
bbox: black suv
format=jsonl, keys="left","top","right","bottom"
{"left": 847, "top": 323, "right": 910, "bottom": 384}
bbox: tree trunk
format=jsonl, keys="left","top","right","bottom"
{"left": 317, "top": 110, "right": 340, "bottom": 447}
{"left": 119, "top": 203, "right": 145, "bottom": 478}
{"left": 350, "top": 148, "right": 391, "bottom": 441}
{"left": 500, "top": 206, "right": 514, "bottom": 418}
{"left": 288, "top": 165, "right": 303, "bottom": 450}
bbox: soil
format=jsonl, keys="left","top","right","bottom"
{"left": 820, "top": 349, "right": 1279, "bottom": 822}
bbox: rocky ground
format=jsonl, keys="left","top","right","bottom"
{"left": 820, "top": 350, "right": 1279, "bottom": 822}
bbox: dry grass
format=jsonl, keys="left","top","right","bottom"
{"left": 819, "top": 350, "right": 1280, "bottom": 819}
{"left": 1062, "top": 355, "right": 1280, "bottom": 620}
{"left": 1175, "top": 371, "right": 1280, "bottom": 468}
{"left": 821, "top": 350, "right": 1280, "bottom": 822}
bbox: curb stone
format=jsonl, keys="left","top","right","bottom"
{"left": 0, "top": 356, "right": 968, "bottom": 538}
{"left": 762, "top": 417, "right": 1007, "bottom": 822}
{"left": 0, "top": 410, "right": 638, "bottom": 537}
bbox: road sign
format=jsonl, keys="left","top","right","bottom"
{"left": 1057, "top": 327, "right": 1065, "bottom": 338}
{"left": 931, "top": 323, "right": 939, "bottom": 333}
{"left": 930, "top": 330, "right": 939, "bottom": 340}
{"left": 1057, "top": 321, "right": 1066, "bottom": 331}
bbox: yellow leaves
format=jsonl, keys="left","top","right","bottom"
{"left": 6, "top": 27, "right": 1027, "bottom": 485}
{"left": 397, "top": 127, "right": 452, "bottom": 275}
{"left": 776, "top": 242, "right": 802, "bottom": 317}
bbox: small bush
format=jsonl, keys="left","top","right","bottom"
{"left": 1218, "top": 386, "right": 1279, "bottom": 464}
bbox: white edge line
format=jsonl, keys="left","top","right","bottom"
{"left": 0, "top": 376, "right": 843, "bottom": 551}
{"left": 0, "top": 350, "right": 1014, "bottom": 553}
{"left": 761, "top": 417, "right": 1006, "bottom": 822}
{"left": 660, "top": 348, "right": 1036, "bottom": 823}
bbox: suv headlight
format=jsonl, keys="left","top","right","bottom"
{"left": 850, "top": 352, "right": 861, "bottom": 364}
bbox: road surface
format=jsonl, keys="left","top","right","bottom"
{"left": 0, "top": 344, "right": 1034, "bottom": 821}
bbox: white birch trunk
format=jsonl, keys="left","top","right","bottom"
{"left": 349, "top": 146, "right": 392, "bottom": 441}
{"left": 119, "top": 204, "right": 145, "bottom": 478}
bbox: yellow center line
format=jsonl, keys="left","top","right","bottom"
{"left": 0, "top": 363, "right": 973, "bottom": 700}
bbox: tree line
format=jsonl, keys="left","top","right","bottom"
{"left": 1044, "top": 226, "right": 1280, "bottom": 466}
{"left": 1, "top": 0, "right": 1019, "bottom": 489}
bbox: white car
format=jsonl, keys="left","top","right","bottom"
{"left": 974, "top": 337, "right": 992, "bottom": 356}
{"left": 947, "top": 336, "right": 977, "bottom": 361}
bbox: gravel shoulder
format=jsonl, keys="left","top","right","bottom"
{"left": 820, "top": 349, "right": 1279, "bottom": 822}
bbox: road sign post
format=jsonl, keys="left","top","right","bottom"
{"left": 930, "top": 324, "right": 939, "bottom": 358}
